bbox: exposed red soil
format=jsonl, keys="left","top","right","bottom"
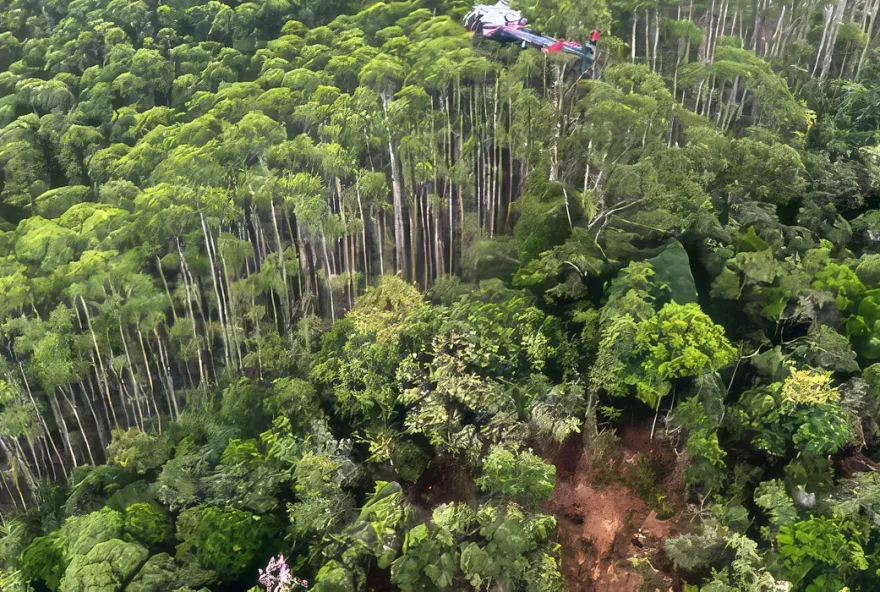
{"left": 832, "top": 448, "right": 880, "bottom": 477}
{"left": 543, "top": 420, "right": 690, "bottom": 592}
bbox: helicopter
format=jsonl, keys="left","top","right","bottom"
{"left": 463, "top": 1, "right": 599, "bottom": 73}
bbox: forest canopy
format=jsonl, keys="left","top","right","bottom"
{"left": 0, "top": 0, "right": 878, "bottom": 590}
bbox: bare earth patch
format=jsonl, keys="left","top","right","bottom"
{"left": 544, "top": 419, "right": 689, "bottom": 591}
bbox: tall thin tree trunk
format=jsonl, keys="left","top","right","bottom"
{"left": 376, "top": 205, "right": 386, "bottom": 277}
{"left": 813, "top": 4, "right": 835, "bottom": 75}
{"left": 632, "top": 14, "right": 639, "bottom": 62}
{"left": 87, "top": 359, "right": 112, "bottom": 438}
{"left": 706, "top": 75, "right": 718, "bottom": 118}
{"left": 673, "top": 5, "right": 684, "bottom": 100}
{"left": 713, "top": 0, "right": 728, "bottom": 61}
{"left": 321, "top": 235, "right": 336, "bottom": 321}
{"left": 80, "top": 377, "right": 107, "bottom": 450}
{"left": 157, "top": 257, "right": 178, "bottom": 323}
{"left": 421, "top": 191, "right": 431, "bottom": 287}
{"left": 155, "top": 329, "right": 180, "bottom": 418}
{"left": 652, "top": 9, "right": 660, "bottom": 72}
{"left": 334, "top": 178, "right": 354, "bottom": 310}
{"left": 80, "top": 295, "right": 118, "bottom": 430}
{"left": 769, "top": 4, "right": 787, "bottom": 57}
{"left": 821, "top": 0, "right": 848, "bottom": 80}
{"left": 0, "top": 450, "right": 27, "bottom": 511}
{"left": 51, "top": 387, "right": 80, "bottom": 466}
{"left": 137, "top": 327, "right": 163, "bottom": 428}
{"left": 857, "top": 0, "right": 879, "bottom": 77}
{"left": 79, "top": 383, "right": 105, "bottom": 461}
{"left": 409, "top": 171, "right": 419, "bottom": 283}
{"left": 356, "top": 182, "right": 370, "bottom": 285}
{"left": 721, "top": 75, "right": 740, "bottom": 130}
{"left": 218, "top": 253, "right": 243, "bottom": 370}
{"left": 383, "top": 97, "right": 407, "bottom": 279}
{"left": 694, "top": 77, "right": 705, "bottom": 113}
{"left": 506, "top": 89, "right": 514, "bottom": 233}
{"left": 202, "top": 214, "right": 232, "bottom": 366}
{"left": 21, "top": 365, "right": 66, "bottom": 480}
{"left": 177, "top": 238, "right": 207, "bottom": 387}
{"left": 706, "top": 0, "right": 717, "bottom": 63}
{"left": 22, "top": 434, "right": 42, "bottom": 480}
{"left": 752, "top": 0, "right": 761, "bottom": 51}
{"left": 447, "top": 95, "right": 455, "bottom": 275}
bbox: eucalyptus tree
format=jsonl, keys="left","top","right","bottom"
{"left": 358, "top": 53, "right": 409, "bottom": 278}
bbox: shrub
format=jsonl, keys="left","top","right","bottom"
{"left": 124, "top": 503, "right": 171, "bottom": 545}
{"left": 176, "top": 505, "right": 273, "bottom": 581}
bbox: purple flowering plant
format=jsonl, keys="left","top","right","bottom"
{"left": 258, "top": 554, "right": 308, "bottom": 592}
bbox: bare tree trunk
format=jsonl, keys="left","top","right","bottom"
{"left": 23, "top": 434, "right": 42, "bottom": 480}
{"left": 583, "top": 140, "right": 593, "bottom": 218}
{"left": 652, "top": 9, "right": 661, "bottom": 72}
{"left": 119, "top": 323, "right": 157, "bottom": 437}
{"left": 320, "top": 234, "right": 336, "bottom": 321}
{"left": 21, "top": 365, "right": 67, "bottom": 480}
{"left": 856, "top": 0, "right": 878, "bottom": 77}
{"left": 706, "top": 0, "right": 717, "bottom": 63}
{"left": 356, "top": 182, "right": 370, "bottom": 285}
{"left": 80, "top": 295, "right": 118, "bottom": 430}
{"left": 218, "top": 253, "right": 243, "bottom": 370}
{"left": 703, "top": 76, "right": 716, "bottom": 117}
{"left": 201, "top": 213, "right": 231, "bottom": 366}
{"left": 154, "top": 329, "right": 180, "bottom": 419}
{"left": 769, "top": 4, "right": 787, "bottom": 57}
{"left": 839, "top": 39, "right": 853, "bottom": 78}
{"left": 448, "top": 94, "right": 455, "bottom": 275}
{"left": 376, "top": 205, "right": 386, "bottom": 277}
{"left": 0, "top": 459, "right": 25, "bottom": 511}
{"left": 177, "top": 238, "right": 207, "bottom": 387}
{"left": 632, "top": 14, "right": 639, "bottom": 62}
{"left": 383, "top": 98, "right": 407, "bottom": 279}
{"left": 434, "top": 194, "right": 444, "bottom": 281}
{"left": 137, "top": 327, "right": 162, "bottom": 430}
{"left": 422, "top": 194, "right": 435, "bottom": 290}
{"left": 409, "top": 175, "right": 419, "bottom": 283}
{"left": 112, "top": 357, "right": 144, "bottom": 431}
{"left": 210, "top": 229, "right": 239, "bottom": 358}
{"left": 821, "top": 0, "right": 849, "bottom": 80}
{"left": 714, "top": 0, "right": 729, "bottom": 60}
{"left": 2, "top": 474, "right": 21, "bottom": 512}
{"left": 157, "top": 257, "right": 178, "bottom": 323}
{"left": 673, "top": 5, "right": 685, "bottom": 100}
{"left": 8, "top": 443, "right": 34, "bottom": 508}
{"left": 490, "top": 77, "right": 500, "bottom": 237}
{"left": 861, "top": 0, "right": 873, "bottom": 26}
{"left": 549, "top": 64, "right": 566, "bottom": 182}
{"left": 506, "top": 90, "right": 515, "bottom": 233}
{"left": 59, "top": 386, "right": 92, "bottom": 465}
{"left": 80, "top": 378, "right": 107, "bottom": 451}
{"left": 334, "top": 178, "right": 354, "bottom": 310}
{"left": 813, "top": 4, "right": 835, "bottom": 76}
{"left": 50, "top": 391, "right": 76, "bottom": 467}
{"left": 695, "top": 78, "right": 705, "bottom": 112}
{"left": 752, "top": 0, "right": 761, "bottom": 51}
{"left": 730, "top": 83, "right": 750, "bottom": 129}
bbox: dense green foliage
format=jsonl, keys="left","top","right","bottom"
{"left": 0, "top": 0, "right": 878, "bottom": 590}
